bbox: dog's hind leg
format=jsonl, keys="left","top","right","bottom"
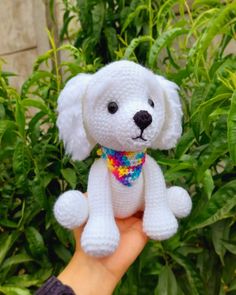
{"left": 54, "top": 190, "right": 89, "bottom": 229}
{"left": 166, "top": 186, "right": 192, "bottom": 218}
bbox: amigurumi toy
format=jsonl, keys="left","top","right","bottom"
{"left": 54, "top": 60, "right": 192, "bottom": 257}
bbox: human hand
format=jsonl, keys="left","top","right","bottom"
{"left": 58, "top": 215, "right": 148, "bottom": 295}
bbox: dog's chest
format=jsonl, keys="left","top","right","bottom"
{"left": 110, "top": 171, "right": 144, "bottom": 218}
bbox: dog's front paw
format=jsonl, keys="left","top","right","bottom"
{"left": 143, "top": 209, "right": 178, "bottom": 240}
{"left": 54, "top": 190, "right": 88, "bottom": 229}
{"left": 81, "top": 219, "right": 120, "bottom": 257}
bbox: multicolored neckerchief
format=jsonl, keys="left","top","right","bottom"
{"left": 97, "top": 146, "right": 146, "bottom": 187}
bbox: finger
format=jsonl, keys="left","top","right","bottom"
{"left": 116, "top": 216, "right": 141, "bottom": 231}
{"left": 101, "top": 219, "right": 148, "bottom": 280}
{"left": 116, "top": 213, "right": 143, "bottom": 232}
{"left": 73, "top": 225, "right": 85, "bottom": 251}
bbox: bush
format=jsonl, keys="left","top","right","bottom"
{"left": 0, "top": 0, "right": 236, "bottom": 294}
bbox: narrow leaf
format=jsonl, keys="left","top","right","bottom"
{"left": 21, "top": 98, "right": 49, "bottom": 114}
{"left": 155, "top": 265, "right": 178, "bottom": 295}
{"left": 222, "top": 240, "right": 236, "bottom": 255}
{"left": 149, "top": 28, "right": 188, "bottom": 68}
{"left": 124, "top": 36, "right": 153, "bottom": 59}
{"left": 0, "top": 120, "right": 16, "bottom": 143}
{"left": 197, "top": 118, "right": 228, "bottom": 180}
{"left": 170, "top": 252, "right": 205, "bottom": 295}
{"left": 187, "top": 180, "right": 236, "bottom": 231}
{"left": 157, "top": 0, "right": 181, "bottom": 25}
{"left": 0, "top": 286, "right": 31, "bottom": 295}
{"left": 5, "top": 274, "right": 39, "bottom": 288}
{"left": 13, "top": 141, "right": 31, "bottom": 176}
{"left": 54, "top": 243, "right": 72, "bottom": 264}
{"left": 25, "top": 227, "right": 47, "bottom": 258}
{"left": 92, "top": 2, "right": 105, "bottom": 41}
{"left": 21, "top": 71, "right": 54, "bottom": 97}
{"left": 121, "top": 5, "right": 148, "bottom": 34}
{"left": 189, "top": 4, "right": 236, "bottom": 66}
{"left": 61, "top": 168, "right": 77, "bottom": 189}
{"left": 0, "top": 232, "right": 19, "bottom": 265}
{"left": 15, "top": 99, "right": 25, "bottom": 137}
{"left": 1, "top": 253, "right": 33, "bottom": 270}
{"left": 227, "top": 91, "right": 236, "bottom": 164}
{"left": 175, "top": 129, "right": 195, "bottom": 158}
{"left": 104, "top": 27, "right": 118, "bottom": 59}
{"left": 202, "top": 169, "right": 214, "bottom": 200}
{"left": 211, "top": 220, "right": 231, "bottom": 264}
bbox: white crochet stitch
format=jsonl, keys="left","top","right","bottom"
{"left": 54, "top": 60, "right": 192, "bottom": 257}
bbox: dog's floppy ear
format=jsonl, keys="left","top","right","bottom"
{"left": 57, "top": 74, "right": 95, "bottom": 161}
{"left": 152, "top": 75, "right": 183, "bottom": 150}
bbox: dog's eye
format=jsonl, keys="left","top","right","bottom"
{"left": 107, "top": 101, "right": 118, "bottom": 114}
{"left": 148, "top": 98, "right": 154, "bottom": 108}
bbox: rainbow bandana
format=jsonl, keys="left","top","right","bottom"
{"left": 97, "top": 146, "right": 146, "bottom": 187}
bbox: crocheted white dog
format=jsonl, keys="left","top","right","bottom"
{"left": 54, "top": 60, "right": 192, "bottom": 257}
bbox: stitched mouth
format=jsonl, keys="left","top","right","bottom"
{"left": 132, "top": 131, "right": 147, "bottom": 141}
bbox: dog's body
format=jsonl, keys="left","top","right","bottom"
{"left": 111, "top": 165, "right": 144, "bottom": 218}
{"left": 54, "top": 61, "right": 192, "bottom": 257}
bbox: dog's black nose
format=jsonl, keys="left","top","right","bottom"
{"left": 133, "top": 110, "right": 152, "bottom": 130}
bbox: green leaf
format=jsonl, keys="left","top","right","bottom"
{"left": 169, "top": 252, "right": 205, "bottom": 295}
{"left": 149, "top": 28, "right": 188, "bottom": 68}
{"left": 197, "top": 118, "right": 228, "bottom": 181}
{"left": 52, "top": 220, "right": 73, "bottom": 248}
{"left": 187, "top": 180, "right": 236, "bottom": 231}
{"left": 15, "top": 99, "right": 25, "bottom": 137}
{"left": 0, "top": 219, "right": 18, "bottom": 228}
{"left": 227, "top": 91, "right": 236, "bottom": 164}
{"left": 229, "top": 278, "right": 236, "bottom": 291}
{"left": 0, "top": 286, "right": 31, "bottom": 295}
{"left": 154, "top": 265, "right": 178, "bottom": 295}
{"left": 92, "top": 2, "right": 105, "bottom": 41}
{"left": 13, "top": 141, "right": 31, "bottom": 176}
{"left": 21, "top": 71, "right": 54, "bottom": 97}
{"left": 0, "top": 120, "right": 16, "bottom": 143}
{"left": 104, "top": 27, "right": 118, "bottom": 60}
{"left": 54, "top": 243, "right": 72, "bottom": 264}
{"left": 157, "top": 0, "right": 182, "bottom": 26}
{"left": 121, "top": 4, "right": 148, "bottom": 34}
{"left": 211, "top": 220, "right": 230, "bottom": 264}
{"left": 175, "top": 129, "right": 195, "bottom": 158}
{"left": 123, "top": 36, "right": 153, "bottom": 60}
{"left": 25, "top": 227, "right": 47, "bottom": 258}
{"left": 33, "top": 51, "right": 54, "bottom": 71}
{"left": 1, "top": 253, "right": 33, "bottom": 270}
{"left": 222, "top": 240, "right": 236, "bottom": 255}
{"left": 190, "top": 85, "right": 207, "bottom": 140}
{"left": 0, "top": 232, "right": 19, "bottom": 265}
{"left": 192, "top": 92, "right": 230, "bottom": 121}
{"left": 21, "top": 98, "right": 49, "bottom": 114}
{"left": 60, "top": 13, "right": 75, "bottom": 41}
{"left": 61, "top": 168, "right": 77, "bottom": 189}
{"left": 202, "top": 169, "right": 214, "bottom": 200}
{"left": 189, "top": 4, "right": 236, "bottom": 66}
{"left": 5, "top": 274, "right": 40, "bottom": 288}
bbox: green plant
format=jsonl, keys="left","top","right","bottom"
{"left": 0, "top": 38, "right": 100, "bottom": 294}
{"left": 1, "top": 0, "right": 236, "bottom": 294}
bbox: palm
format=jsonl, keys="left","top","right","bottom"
{"left": 73, "top": 216, "right": 147, "bottom": 283}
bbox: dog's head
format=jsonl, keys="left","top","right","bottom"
{"left": 57, "top": 61, "right": 183, "bottom": 160}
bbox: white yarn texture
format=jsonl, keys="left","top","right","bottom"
{"left": 54, "top": 60, "right": 192, "bottom": 257}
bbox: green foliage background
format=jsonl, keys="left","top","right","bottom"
{"left": 1, "top": 0, "right": 236, "bottom": 294}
